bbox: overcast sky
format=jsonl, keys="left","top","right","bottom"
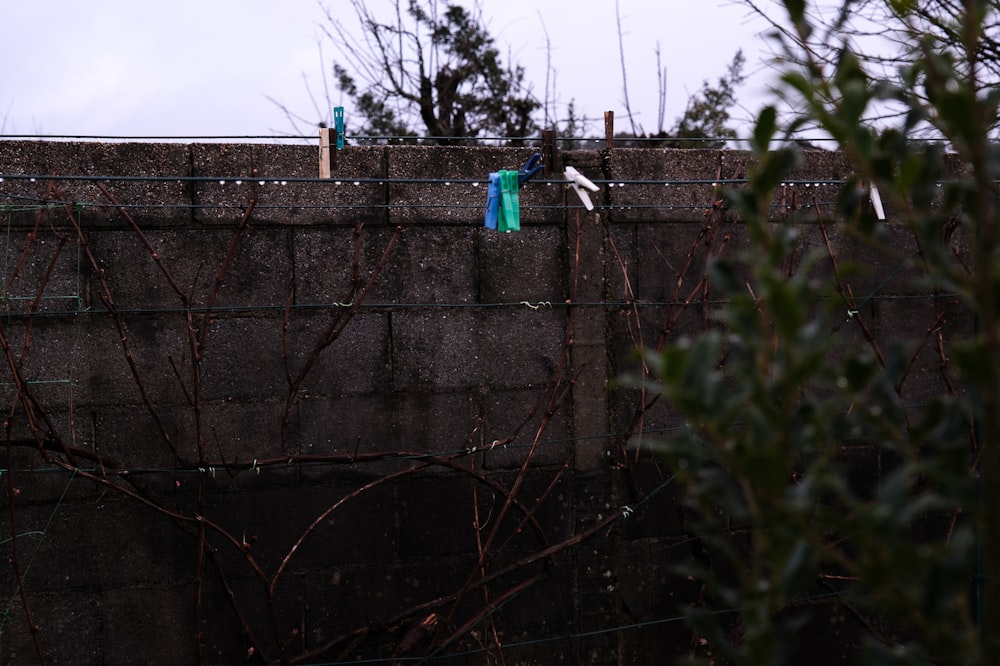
{"left": 0, "top": 0, "right": 776, "bottom": 140}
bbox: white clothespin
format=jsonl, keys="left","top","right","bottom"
{"left": 564, "top": 166, "right": 600, "bottom": 211}
{"left": 869, "top": 183, "right": 885, "bottom": 221}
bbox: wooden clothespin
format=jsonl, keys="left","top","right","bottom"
{"left": 319, "top": 106, "right": 345, "bottom": 178}
{"left": 541, "top": 129, "right": 557, "bottom": 176}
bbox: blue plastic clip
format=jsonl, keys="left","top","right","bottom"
{"left": 484, "top": 156, "right": 537, "bottom": 231}
{"left": 334, "top": 106, "right": 345, "bottom": 150}
{"left": 484, "top": 172, "right": 501, "bottom": 230}
{"left": 518, "top": 152, "right": 543, "bottom": 186}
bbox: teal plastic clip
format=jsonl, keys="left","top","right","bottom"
{"left": 334, "top": 106, "right": 345, "bottom": 150}
{"left": 498, "top": 170, "right": 520, "bottom": 232}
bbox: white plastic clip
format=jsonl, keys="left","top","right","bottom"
{"left": 564, "top": 166, "right": 600, "bottom": 211}
{"left": 869, "top": 183, "right": 885, "bottom": 221}
{"left": 621, "top": 505, "right": 634, "bottom": 518}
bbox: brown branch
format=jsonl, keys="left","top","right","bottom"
{"left": 5, "top": 423, "right": 48, "bottom": 665}
{"left": 281, "top": 226, "right": 402, "bottom": 448}
{"left": 51, "top": 187, "right": 182, "bottom": 462}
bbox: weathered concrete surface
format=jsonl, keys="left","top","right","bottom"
{"left": 0, "top": 140, "right": 969, "bottom": 664}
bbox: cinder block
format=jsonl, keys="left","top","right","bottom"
{"left": 94, "top": 404, "right": 193, "bottom": 468}
{"left": 1, "top": 591, "right": 103, "bottom": 665}
{"left": 633, "top": 219, "right": 741, "bottom": 303}
{"left": 374, "top": 226, "right": 479, "bottom": 304}
{"left": 282, "top": 311, "right": 391, "bottom": 397}
{"left": 605, "top": 148, "right": 722, "bottom": 223}
{"left": 198, "top": 315, "right": 290, "bottom": 401}
{"left": 298, "top": 556, "right": 482, "bottom": 657}
{"left": 291, "top": 394, "right": 396, "bottom": 457}
{"left": 75, "top": 315, "right": 191, "bottom": 407}
{"left": 196, "top": 398, "right": 289, "bottom": 463}
{"left": 479, "top": 307, "right": 566, "bottom": 389}
{"left": 604, "top": 223, "right": 637, "bottom": 305}
{"left": 478, "top": 386, "right": 573, "bottom": 470}
{"left": 204, "top": 482, "right": 358, "bottom": 573}
{"left": 1, "top": 501, "right": 98, "bottom": 594}
{"left": 285, "top": 477, "right": 399, "bottom": 568}
{"left": 870, "top": 295, "right": 972, "bottom": 406}
{"left": 86, "top": 226, "right": 292, "bottom": 311}
{"left": 0, "top": 317, "right": 171, "bottom": 409}
{"left": 191, "top": 143, "right": 388, "bottom": 227}
{"left": 101, "top": 585, "right": 197, "bottom": 664}
{"left": 0, "top": 141, "right": 194, "bottom": 228}
{"left": 254, "top": 143, "right": 388, "bottom": 227}
{"left": 390, "top": 309, "right": 565, "bottom": 391}
{"left": 390, "top": 390, "right": 480, "bottom": 458}
{"left": 292, "top": 225, "right": 404, "bottom": 308}
{"left": 0, "top": 224, "right": 86, "bottom": 314}
{"left": 387, "top": 146, "right": 562, "bottom": 225}
{"left": 197, "top": 571, "right": 302, "bottom": 662}
{"left": 477, "top": 226, "right": 566, "bottom": 303}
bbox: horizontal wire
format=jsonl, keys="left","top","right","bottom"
{"left": 0, "top": 195, "right": 838, "bottom": 214}
{"left": 0, "top": 173, "right": 854, "bottom": 186}
{"left": 3, "top": 133, "right": 949, "bottom": 145}
{"left": 300, "top": 590, "right": 847, "bottom": 665}
{"left": 0, "top": 133, "right": 759, "bottom": 144}
{"left": 0, "top": 426, "right": 685, "bottom": 478}
{"left": 0, "top": 292, "right": 948, "bottom": 321}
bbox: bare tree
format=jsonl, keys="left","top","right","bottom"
{"left": 319, "top": 0, "right": 540, "bottom": 144}
{"left": 741, "top": 0, "right": 1000, "bottom": 132}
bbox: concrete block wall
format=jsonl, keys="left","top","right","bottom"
{"left": 0, "top": 141, "right": 967, "bottom": 664}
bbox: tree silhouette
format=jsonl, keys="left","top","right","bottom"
{"left": 323, "top": 0, "right": 539, "bottom": 144}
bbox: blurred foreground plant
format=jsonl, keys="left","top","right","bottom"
{"left": 633, "top": 1, "right": 1000, "bottom": 663}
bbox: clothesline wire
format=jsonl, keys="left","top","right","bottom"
{"left": 0, "top": 133, "right": 834, "bottom": 144}
{"left": 304, "top": 590, "right": 848, "bottom": 665}
{"left": 0, "top": 195, "right": 840, "bottom": 214}
{"left": 0, "top": 173, "right": 854, "bottom": 186}
{"left": 0, "top": 292, "right": 944, "bottom": 320}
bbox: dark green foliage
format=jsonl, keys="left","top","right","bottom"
{"left": 630, "top": 1, "right": 1000, "bottom": 663}
{"left": 669, "top": 50, "right": 747, "bottom": 148}
{"left": 327, "top": 0, "right": 539, "bottom": 143}
{"left": 614, "top": 50, "right": 747, "bottom": 148}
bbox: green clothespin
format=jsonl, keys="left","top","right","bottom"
{"left": 498, "top": 170, "right": 520, "bottom": 232}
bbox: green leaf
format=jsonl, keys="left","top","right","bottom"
{"left": 753, "top": 106, "right": 778, "bottom": 154}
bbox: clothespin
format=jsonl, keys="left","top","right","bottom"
{"left": 485, "top": 172, "right": 501, "bottom": 230}
{"left": 484, "top": 155, "right": 539, "bottom": 232}
{"left": 869, "top": 183, "right": 885, "bottom": 221}
{"left": 518, "top": 152, "right": 543, "bottom": 186}
{"left": 484, "top": 170, "right": 521, "bottom": 231}
{"left": 319, "top": 106, "right": 346, "bottom": 178}
{"left": 564, "top": 166, "right": 600, "bottom": 211}
{"left": 499, "top": 170, "right": 520, "bottom": 232}
{"left": 334, "top": 106, "right": 345, "bottom": 150}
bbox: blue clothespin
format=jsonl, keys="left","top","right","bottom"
{"left": 484, "top": 172, "right": 501, "bottom": 230}
{"left": 518, "top": 152, "right": 543, "bottom": 186}
{"left": 485, "top": 157, "right": 536, "bottom": 231}
{"left": 334, "top": 106, "right": 345, "bottom": 150}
